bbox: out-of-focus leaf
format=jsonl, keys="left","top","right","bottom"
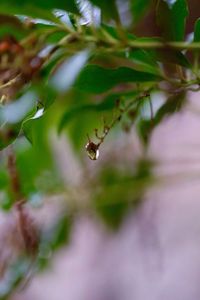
{"left": 58, "top": 94, "right": 118, "bottom": 132}
{"left": 0, "top": 14, "right": 23, "bottom": 28}
{"left": 94, "top": 159, "right": 153, "bottom": 229}
{"left": 154, "top": 91, "right": 185, "bottom": 123}
{"left": 76, "top": 65, "right": 162, "bottom": 94}
{"left": 0, "top": 92, "right": 33, "bottom": 149}
{"left": 68, "top": 111, "right": 102, "bottom": 151}
{"left": 126, "top": 37, "right": 190, "bottom": 69}
{"left": 130, "top": 0, "right": 152, "bottom": 24}
{"left": 0, "top": 123, "right": 21, "bottom": 151}
{"left": 40, "top": 30, "right": 66, "bottom": 44}
{"left": 51, "top": 49, "right": 90, "bottom": 92}
{"left": 101, "top": 23, "right": 121, "bottom": 40}
{"left": 31, "top": 81, "right": 57, "bottom": 110}
{"left": 100, "top": 23, "right": 136, "bottom": 44}
{"left": 47, "top": 216, "right": 72, "bottom": 251}
{"left": 18, "top": 110, "right": 59, "bottom": 196}
{"left": 0, "top": 14, "right": 29, "bottom": 39}
{"left": 137, "top": 91, "right": 186, "bottom": 145}
{"left": 0, "top": 0, "right": 80, "bottom": 19}
{"left": 89, "top": 0, "right": 119, "bottom": 22}
{"left": 22, "top": 107, "right": 44, "bottom": 144}
{"left": 128, "top": 49, "right": 160, "bottom": 74}
{"left": 193, "top": 18, "right": 200, "bottom": 68}
{"left": 0, "top": 92, "right": 36, "bottom": 149}
{"left": 96, "top": 198, "right": 130, "bottom": 230}
{"left": 0, "top": 258, "right": 31, "bottom": 299}
{"left": 58, "top": 90, "right": 139, "bottom": 132}
{"left": 194, "top": 18, "right": 200, "bottom": 42}
{"left": 155, "top": 49, "right": 191, "bottom": 68}
{"left": 0, "top": 171, "right": 8, "bottom": 189}
{"left": 41, "top": 50, "right": 66, "bottom": 80}
{"left": 38, "top": 215, "right": 72, "bottom": 269}
{"left": 156, "top": 0, "right": 188, "bottom": 41}
{"left": 58, "top": 104, "right": 100, "bottom": 133}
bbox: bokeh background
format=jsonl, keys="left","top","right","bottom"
{"left": 0, "top": 0, "right": 199, "bottom": 299}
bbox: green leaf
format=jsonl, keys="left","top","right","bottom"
{"left": 76, "top": 65, "right": 162, "bottom": 94}
{"left": 130, "top": 0, "right": 152, "bottom": 24}
{"left": 0, "top": 0, "right": 80, "bottom": 20}
{"left": 101, "top": 23, "right": 121, "bottom": 40}
{"left": 137, "top": 91, "right": 186, "bottom": 145}
{"left": 22, "top": 107, "right": 44, "bottom": 144}
{"left": 42, "top": 216, "right": 72, "bottom": 251}
{"left": 0, "top": 258, "right": 31, "bottom": 299}
{"left": 18, "top": 114, "right": 58, "bottom": 197}
{"left": 156, "top": 0, "right": 188, "bottom": 41}
{"left": 128, "top": 49, "right": 160, "bottom": 74}
{"left": 194, "top": 18, "right": 200, "bottom": 42}
{"left": 127, "top": 37, "right": 191, "bottom": 70}
{"left": 0, "top": 14, "right": 28, "bottom": 39}
{"left": 156, "top": 49, "right": 191, "bottom": 68}
{"left": 94, "top": 160, "right": 153, "bottom": 229}
{"left": 89, "top": 0, "right": 119, "bottom": 21}
{"left": 38, "top": 215, "right": 72, "bottom": 270}
{"left": 154, "top": 91, "right": 185, "bottom": 123}
{"left": 0, "top": 123, "right": 21, "bottom": 151}
{"left": 58, "top": 94, "right": 118, "bottom": 132}
{"left": 0, "top": 92, "right": 37, "bottom": 150}
{"left": 95, "top": 198, "right": 129, "bottom": 230}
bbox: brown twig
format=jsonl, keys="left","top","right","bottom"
{"left": 7, "top": 145, "right": 23, "bottom": 203}
{"left": 6, "top": 145, "right": 38, "bottom": 256}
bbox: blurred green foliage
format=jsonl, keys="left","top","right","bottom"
{"left": 0, "top": 0, "right": 199, "bottom": 296}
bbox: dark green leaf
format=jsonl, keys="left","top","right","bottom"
{"left": 18, "top": 115, "right": 58, "bottom": 197}
{"left": 76, "top": 65, "right": 162, "bottom": 94}
{"left": 194, "top": 18, "right": 200, "bottom": 42}
{"left": 154, "top": 91, "right": 185, "bottom": 124}
{"left": 0, "top": 123, "right": 21, "bottom": 151}
{"left": 0, "top": 0, "right": 80, "bottom": 21}
{"left": 94, "top": 160, "right": 153, "bottom": 229}
{"left": 0, "top": 14, "right": 28, "bottom": 39}
{"left": 22, "top": 107, "right": 44, "bottom": 144}
{"left": 38, "top": 215, "right": 72, "bottom": 270}
{"left": 137, "top": 92, "right": 186, "bottom": 145}
{"left": 0, "top": 93, "right": 36, "bottom": 150}
{"left": 47, "top": 216, "right": 72, "bottom": 251}
{"left": 89, "top": 0, "right": 119, "bottom": 21}
{"left": 0, "top": 258, "right": 31, "bottom": 299}
{"left": 95, "top": 199, "right": 129, "bottom": 230}
{"left": 156, "top": 49, "right": 191, "bottom": 68}
{"left": 130, "top": 0, "right": 152, "bottom": 24}
{"left": 128, "top": 49, "right": 160, "bottom": 74}
{"left": 101, "top": 23, "right": 121, "bottom": 40}
{"left": 58, "top": 94, "right": 118, "bottom": 132}
{"left": 156, "top": 0, "right": 188, "bottom": 41}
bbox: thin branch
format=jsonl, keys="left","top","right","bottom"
{"left": 6, "top": 146, "right": 38, "bottom": 256}
{"left": 93, "top": 91, "right": 150, "bottom": 148}
{"left": 7, "top": 146, "right": 23, "bottom": 202}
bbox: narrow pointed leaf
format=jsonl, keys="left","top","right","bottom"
{"left": 156, "top": 0, "right": 188, "bottom": 41}
{"left": 76, "top": 65, "right": 162, "bottom": 94}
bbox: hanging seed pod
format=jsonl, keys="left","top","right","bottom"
{"left": 85, "top": 142, "right": 99, "bottom": 160}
